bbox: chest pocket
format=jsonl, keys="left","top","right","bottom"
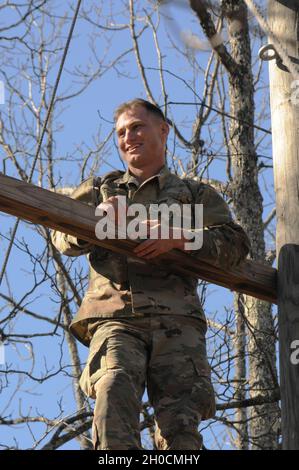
{"left": 100, "top": 184, "right": 127, "bottom": 202}
{"left": 158, "top": 186, "right": 193, "bottom": 203}
{"left": 156, "top": 188, "right": 194, "bottom": 229}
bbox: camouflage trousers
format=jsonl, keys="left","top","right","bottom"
{"left": 79, "top": 314, "right": 216, "bottom": 450}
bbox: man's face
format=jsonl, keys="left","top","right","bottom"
{"left": 115, "top": 105, "right": 169, "bottom": 170}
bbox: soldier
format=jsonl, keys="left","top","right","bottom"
{"left": 51, "top": 98, "right": 250, "bottom": 450}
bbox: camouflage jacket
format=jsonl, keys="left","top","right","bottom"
{"left": 51, "top": 165, "right": 250, "bottom": 346}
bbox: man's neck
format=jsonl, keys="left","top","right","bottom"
{"left": 128, "top": 164, "right": 165, "bottom": 184}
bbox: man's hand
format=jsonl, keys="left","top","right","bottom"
{"left": 133, "top": 219, "right": 189, "bottom": 260}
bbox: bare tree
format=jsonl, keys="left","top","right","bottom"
{"left": 189, "top": 0, "right": 279, "bottom": 449}
{"left": 0, "top": 1, "right": 132, "bottom": 450}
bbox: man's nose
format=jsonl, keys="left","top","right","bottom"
{"left": 124, "top": 128, "right": 136, "bottom": 143}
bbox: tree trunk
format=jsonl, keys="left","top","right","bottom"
{"left": 233, "top": 293, "right": 248, "bottom": 449}
{"left": 54, "top": 256, "right": 93, "bottom": 450}
{"left": 223, "top": 0, "right": 280, "bottom": 449}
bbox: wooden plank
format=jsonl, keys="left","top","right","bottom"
{"left": 0, "top": 172, "right": 277, "bottom": 303}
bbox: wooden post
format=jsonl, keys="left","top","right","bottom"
{"left": 268, "top": 0, "right": 299, "bottom": 449}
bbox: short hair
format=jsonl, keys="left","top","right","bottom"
{"left": 114, "top": 98, "right": 172, "bottom": 126}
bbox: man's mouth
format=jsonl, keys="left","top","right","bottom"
{"left": 127, "top": 144, "right": 143, "bottom": 153}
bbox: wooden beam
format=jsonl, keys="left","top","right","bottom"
{"left": 0, "top": 172, "right": 277, "bottom": 303}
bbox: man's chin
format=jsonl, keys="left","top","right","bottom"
{"left": 127, "top": 153, "right": 144, "bottom": 163}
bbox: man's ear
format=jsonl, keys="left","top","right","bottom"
{"left": 160, "top": 120, "right": 170, "bottom": 140}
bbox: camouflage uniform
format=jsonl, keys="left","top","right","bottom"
{"left": 51, "top": 165, "right": 250, "bottom": 450}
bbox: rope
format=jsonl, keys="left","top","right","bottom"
{"left": 0, "top": 0, "right": 82, "bottom": 288}
{"left": 244, "top": 0, "right": 299, "bottom": 81}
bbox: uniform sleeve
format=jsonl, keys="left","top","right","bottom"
{"left": 188, "top": 183, "right": 251, "bottom": 269}
{"left": 51, "top": 177, "right": 97, "bottom": 257}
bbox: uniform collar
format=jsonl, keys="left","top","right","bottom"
{"left": 116, "top": 164, "right": 170, "bottom": 190}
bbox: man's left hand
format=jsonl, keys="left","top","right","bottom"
{"left": 133, "top": 219, "right": 188, "bottom": 260}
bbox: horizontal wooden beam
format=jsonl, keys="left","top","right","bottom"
{"left": 0, "top": 173, "right": 277, "bottom": 303}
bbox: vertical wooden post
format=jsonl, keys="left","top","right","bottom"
{"left": 268, "top": 0, "right": 299, "bottom": 449}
